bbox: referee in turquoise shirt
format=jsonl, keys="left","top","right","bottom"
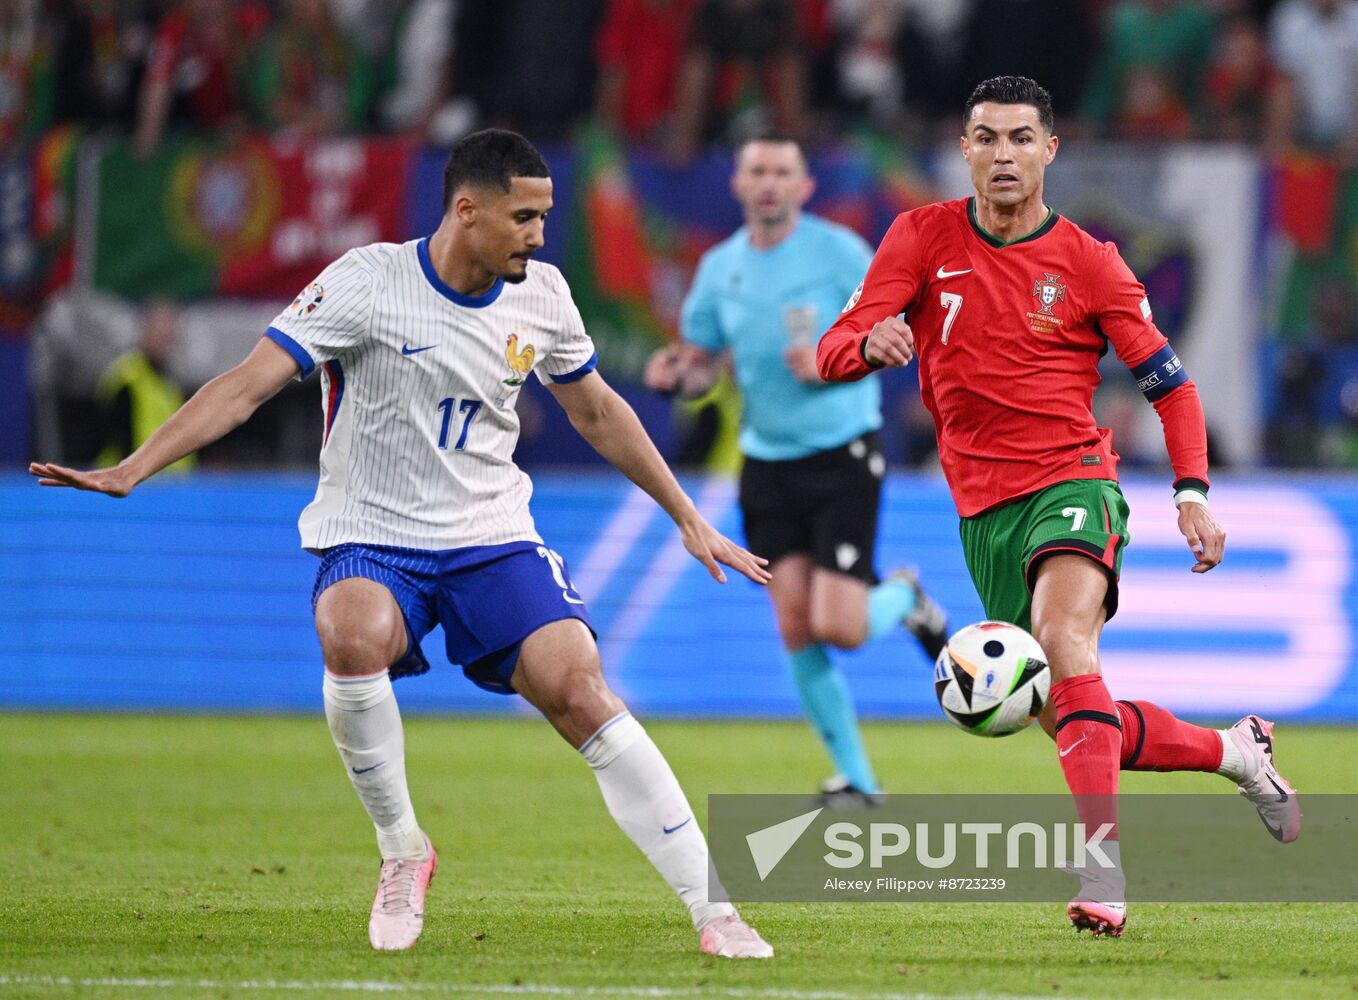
{"left": 645, "top": 134, "right": 949, "bottom": 805}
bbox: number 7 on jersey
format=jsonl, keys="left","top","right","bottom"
{"left": 940, "top": 292, "right": 963, "bottom": 344}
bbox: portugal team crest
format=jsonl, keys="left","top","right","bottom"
{"left": 289, "top": 282, "right": 325, "bottom": 317}
{"left": 1032, "top": 273, "right": 1067, "bottom": 316}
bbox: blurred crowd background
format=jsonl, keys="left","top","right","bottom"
{"left": 0, "top": 0, "right": 1320, "bottom": 154}
{"left": 4, "top": 0, "right": 1358, "bottom": 474}
{"left": 9, "top": 0, "right": 1358, "bottom": 721}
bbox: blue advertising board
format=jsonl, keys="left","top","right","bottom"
{"left": 1, "top": 472, "right": 1354, "bottom": 721}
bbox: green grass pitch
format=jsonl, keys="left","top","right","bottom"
{"left": 2, "top": 713, "right": 1356, "bottom": 999}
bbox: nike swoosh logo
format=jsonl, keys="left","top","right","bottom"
{"left": 936, "top": 266, "right": 972, "bottom": 279}
{"left": 351, "top": 762, "right": 385, "bottom": 775}
{"left": 1266, "top": 774, "right": 1289, "bottom": 803}
{"left": 1058, "top": 735, "right": 1088, "bottom": 758}
{"left": 662, "top": 817, "right": 692, "bottom": 835}
{"left": 402, "top": 343, "right": 436, "bottom": 355}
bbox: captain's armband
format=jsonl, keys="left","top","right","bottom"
{"left": 1130, "top": 344, "right": 1189, "bottom": 403}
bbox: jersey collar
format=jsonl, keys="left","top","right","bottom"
{"left": 418, "top": 236, "right": 505, "bottom": 307}
{"left": 966, "top": 197, "right": 1059, "bottom": 248}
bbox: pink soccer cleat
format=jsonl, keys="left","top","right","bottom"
{"left": 1067, "top": 899, "right": 1127, "bottom": 938}
{"left": 1228, "top": 716, "right": 1302, "bottom": 844}
{"left": 699, "top": 914, "right": 774, "bottom": 958}
{"left": 368, "top": 835, "right": 438, "bottom": 951}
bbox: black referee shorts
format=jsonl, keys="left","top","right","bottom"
{"left": 738, "top": 431, "right": 884, "bottom": 583}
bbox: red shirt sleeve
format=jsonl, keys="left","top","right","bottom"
{"left": 816, "top": 212, "right": 924, "bottom": 382}
{"left": 1152, "top": 383, "right": 1211, "bottom": 491}
{"left": 1092, "top": 241, "right": 1210, "bottom": 489}
{"left": 1091, "top": 240, "right": 1164, "bottom": 367}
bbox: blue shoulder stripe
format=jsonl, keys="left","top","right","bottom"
{"left": 264, "top": 326, "right": 315, "bottom": 378}
{"left": 550, "top": 352, "right": 598, "bottom": 384}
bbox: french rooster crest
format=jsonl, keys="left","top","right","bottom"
{"left": 504, "top": 333, "right": 535, "bottom": 385}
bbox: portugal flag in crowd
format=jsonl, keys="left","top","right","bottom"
{"left": 86, "top": 135, "right": 415, "bottom": 299}
{"left": 566, "top": 126, "right": 670, "bottom": 357}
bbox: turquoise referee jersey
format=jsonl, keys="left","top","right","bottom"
{"left": 682, "top": 214, "right": 880, "bottom": 461}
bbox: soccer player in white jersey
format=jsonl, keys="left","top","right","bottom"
{"left": 29, "top": 129, "right": 775, "bottom": 959}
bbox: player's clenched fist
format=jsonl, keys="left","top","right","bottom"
{"left": 864, "top": 316, "right": 915, "bottom": 367}
{"left": 1177, "top": 501, "right": 1226, "bottom": 574}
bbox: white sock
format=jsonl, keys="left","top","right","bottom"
{"left": 580, "top": 712, "right": 736, "bottom": 930}
{"left": 1215, "top": 729, "right": 1248, "bottom": 782}
{"left": 323, "top": 669, "right": 426, "bottom": 860}
{"left": 1076, "top": 840, "right": 1126, "bottom": 906}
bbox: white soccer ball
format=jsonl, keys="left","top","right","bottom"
{"left": 933, "top": 621, "right": 1050, "bottom": 737}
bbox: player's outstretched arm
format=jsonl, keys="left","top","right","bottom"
{"left": 29, "top": 337, "right": 300, "bottom": 498}
{"left": 548, "top": 371, "right": 770, "bottom": 586}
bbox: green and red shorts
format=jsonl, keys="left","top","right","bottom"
{"left": 958, "top": 479, "right": 1130, "bottom": 632}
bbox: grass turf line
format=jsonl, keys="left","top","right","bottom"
{"left": 2, "top": 714, "right": 1355, "bottom": 1000}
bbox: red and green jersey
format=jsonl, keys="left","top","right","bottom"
{"left": 818, "top": 197, "right": 1209, "bottom": 517}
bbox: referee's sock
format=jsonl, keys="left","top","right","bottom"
{"left": 787, "top": 644, "right": 879, "bottom": 794}
{"left": 865, "top": 577, "right": 917, "bottom": 642}
{"left": 323, "top": 669, "right": 428, "bottom": 861}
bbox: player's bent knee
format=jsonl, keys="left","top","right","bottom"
{"left": 320, "top": 625, "right": 403, "bottom": 675}
{"left": 777, "top": 619, "right": 814, "bottom": 650}
{"left": 1031, "top": 619, "right": 1080, "bottom": 653}
{"left": 314, "top": 580, "right": 406, "bottom": 675}
{"left": 810, "top": 613, "right": 866, "bottom": 651}
{"left": 520, "top": 661, "right": 626, "bottom": 746}
{"left": 1031, "top": 621, "right": 1099, "bottom": 679}
{"left": 561, "top": 673, "right": 625, "bottom": 729}
{"left": 513, "top": 619, "right": 622, "bottom": 726}
{"left": 813, "top": 627, "right": 864, "bottom": 651}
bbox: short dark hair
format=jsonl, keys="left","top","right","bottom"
{"left": 442, "top": 129, "right": 550, "bottom": 211}
{"left": 964, "top": 76, "right": 1054, "bottom": 134}
{"left": 737, "top": 130, "right": 806, "bottom": 161}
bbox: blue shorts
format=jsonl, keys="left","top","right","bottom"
{"left": 311, "top": 541, "right": 594, "bottom": 695}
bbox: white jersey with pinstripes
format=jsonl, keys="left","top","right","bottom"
{"left": 264, "top": 236, "right": 598, "bottom": 552}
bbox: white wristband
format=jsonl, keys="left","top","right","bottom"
{"left": 1173, "top": 488, "right": 1209, "bottom": 509}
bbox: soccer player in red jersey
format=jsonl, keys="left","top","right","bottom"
{"left": 817, "top": 76, "right": 1301, "bottom": 937}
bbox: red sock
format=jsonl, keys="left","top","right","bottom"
{"left": 1051, "top": 674, "right": 1121, "bottom": 837}
{"left": 1115, "top": 699, "right": 1223, "bottom": 772}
